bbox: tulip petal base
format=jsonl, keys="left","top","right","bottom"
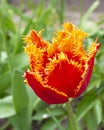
{"left": 24, "top": 22, "right": 100, "bottom": 104}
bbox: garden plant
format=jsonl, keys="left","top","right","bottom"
{"left": 0, "top": 0, "right": 104, "bottom": 130}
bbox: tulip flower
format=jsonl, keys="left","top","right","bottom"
{"left": 24, "top": 22, "right": 100, "bottom": 104}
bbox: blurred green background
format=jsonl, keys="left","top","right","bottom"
{"left": 0, "top": 0, "right": 104, "bottom": 130}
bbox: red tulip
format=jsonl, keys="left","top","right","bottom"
{"left": 24, "top": 22, "right": 100, "bottom": 104}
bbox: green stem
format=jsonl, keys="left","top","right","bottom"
{"left": 66, "top": 100, "right": 78, "bottom": 130}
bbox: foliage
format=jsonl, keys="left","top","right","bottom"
{"left": 0, "top": 0, "right": 104, "bottom": 130}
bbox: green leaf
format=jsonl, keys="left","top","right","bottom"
{"left": 22, "top": 18, "right": 34, "bottom": 35}
{"left": 41, "top": 117, "right": 62, "bottom": 130}
{"left": 82, "top": 21, "right": 99, "bottom": 35}
{"left": 58, "top": 0, "right": 65, "bottom": 24}
{"left": 10, "top": 70, "right": 32, "bottom": 130}
{"left": 0, "top": 72, "right": 11, "bottom": 96}
{"left": 101, "top": 89, "right": 104, "bottom": 100}
{"left": 9, "top": 109, "right": 31, "bottom": 130}
{"left": 0, "top": 96, "right": 15, "bottom": 118}
{"left": 26, "top": 86, "right": 39, "bottom": 107}
{"left": 97, "top": 54, "right": 104, "bottom": 75}
{"left": 76, "top": 91, "right": 96, "bottom": 121}
{"left": 81, "top": 0, "right": 99, "bottom": 24}
{"left": 33, "top": 99, "right": 48, "bottom": 112}
{"left": 49, "top": 0, "right": 58, "bottom": 8}
{"left": 33, "top": 107, "right": 66, "bottom": 121}
{"left": 36, "top": 0, "right": 45, "bottom": 17}
{"left": 12, "top": 70, "right": 29, "bottom": 112}
{"left": 87, "top": 77, "right": 102, "bottom": 92}
{"left": 84, "top": 109, "right": 98, "bottom": 130}
{"left": 3, "top": 14, "right": 15, "bottom": 33}
{"left": 8, "top": 4, "right": 22, "bottom": 16}
{"left": 39, "top": 9, "right": 53, "bottom": 26}
{"left": 10, "top": 52, "right": 28, "bottom": 70}
{"left": 94, "top": 98, "right": 103, "bottom": 125}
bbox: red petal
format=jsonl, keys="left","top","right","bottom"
{"left": 24, "top": 30, "right": 48, "bottom": 48}
{"left": 25, "top": 72, "right": 68, "bottom": 104}
{"left": 46, "top": 60, "right": 83, "bottom": 97}
{"left": 75, "top": 58, "right": 94, "bottom": 97}
{"left": 75, "top": 43, "right": 100, "bottom": 97}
